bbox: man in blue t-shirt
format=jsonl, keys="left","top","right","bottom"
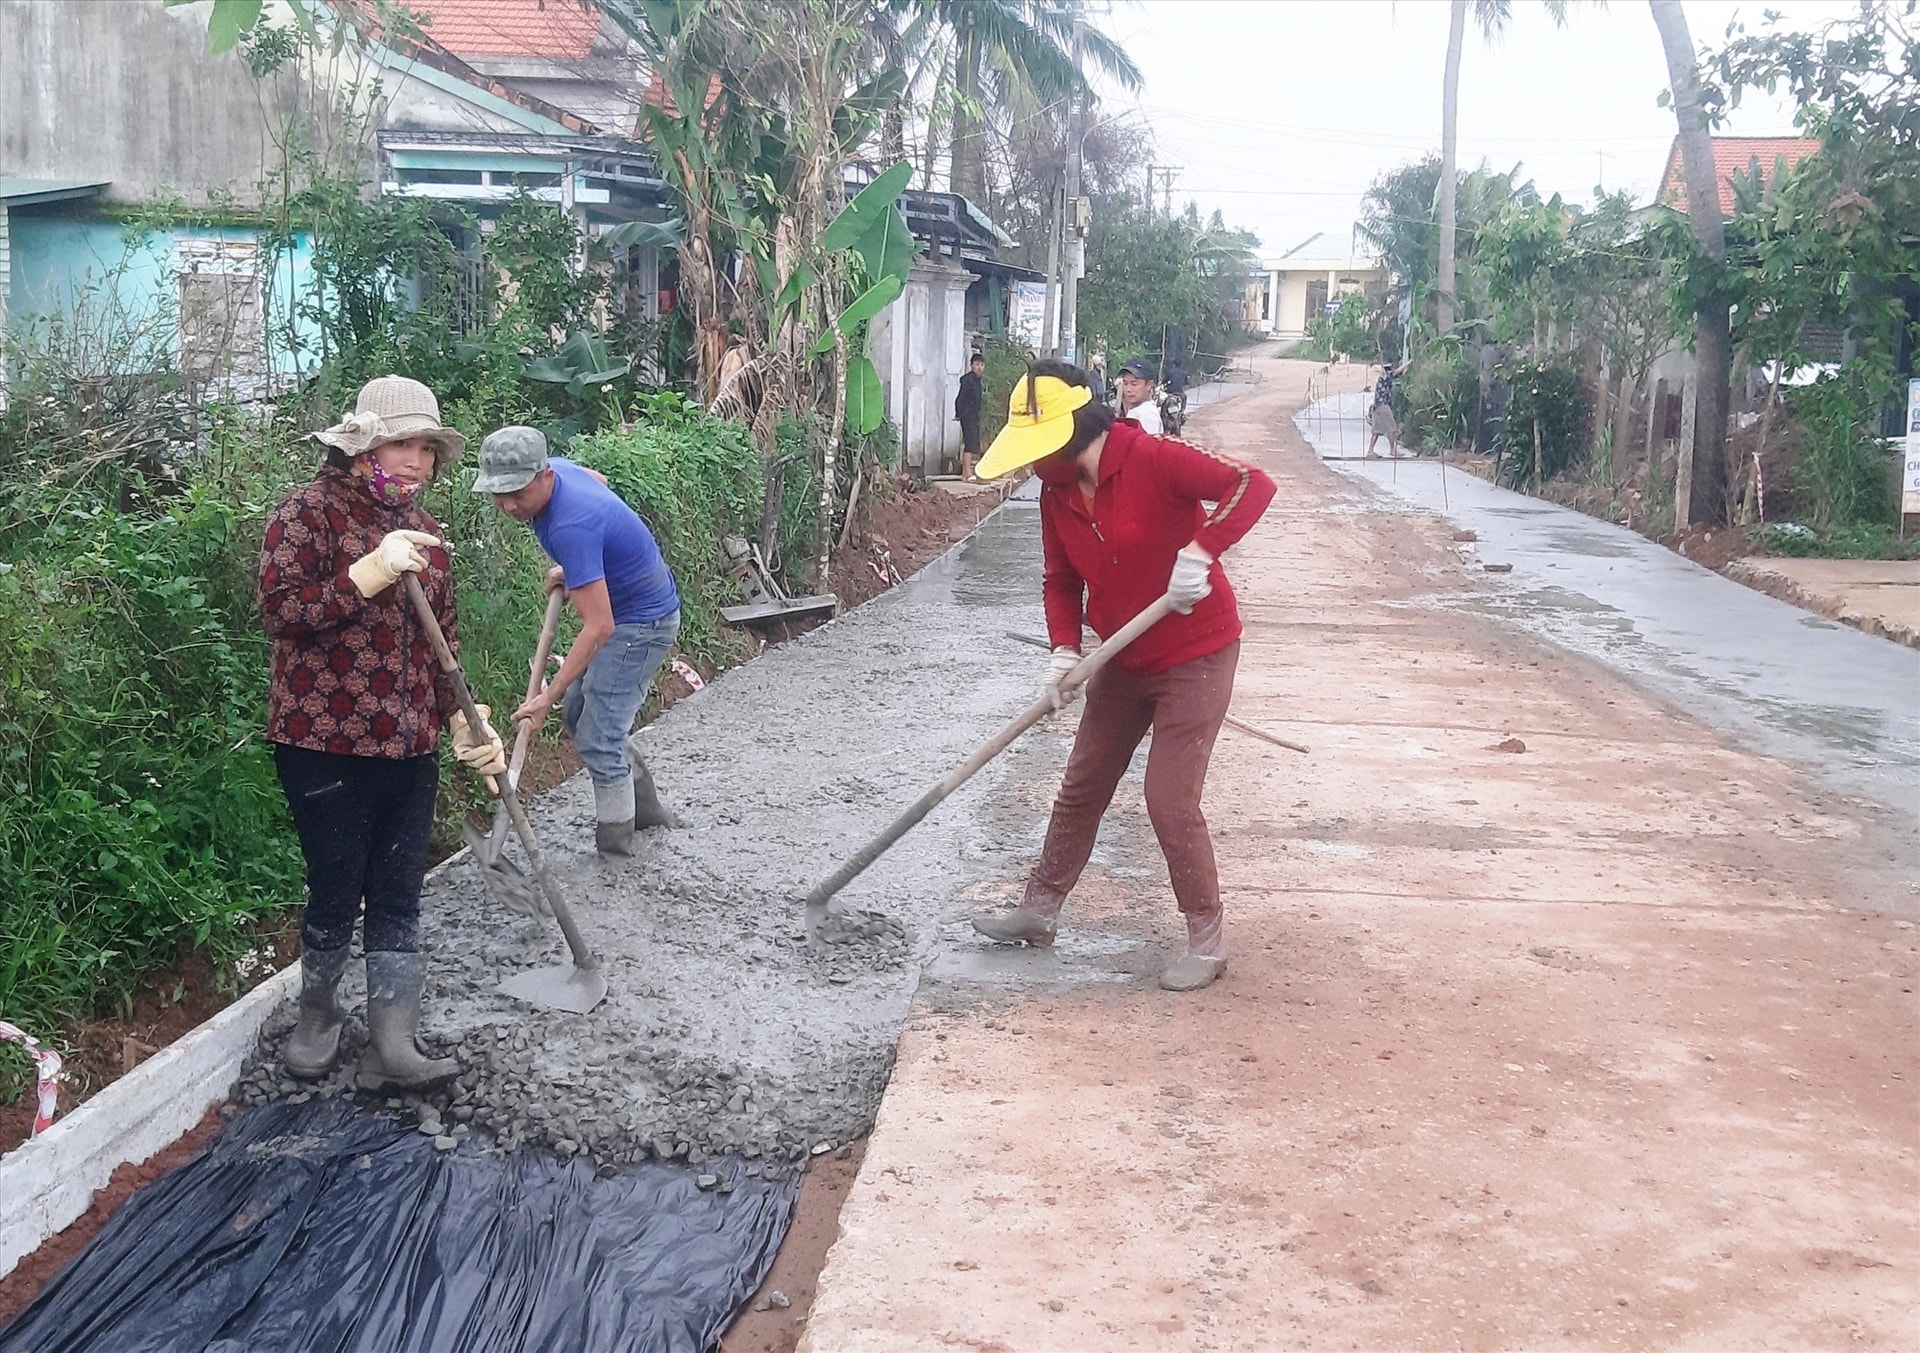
{"left": 473, "top": 426, "right": 681, "bottom": 856}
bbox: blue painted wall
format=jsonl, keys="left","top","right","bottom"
{"left": 6, "top": 212, "right": 321, "bottom": 378}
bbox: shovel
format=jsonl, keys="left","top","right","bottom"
{"left": 466, "top": 586, "right": 567, "bottom": 916}
{"left": 802, "top": 591, "right": 1179, "bottom": 940}
{"left": 402, "top": 575, "right": 608, "bottom": 1015}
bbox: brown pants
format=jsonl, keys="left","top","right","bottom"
{"left": 1029, "top": 641, "right": 1238, "bottom": 916}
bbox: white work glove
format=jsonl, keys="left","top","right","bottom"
{"left": 448, "top": 705, "right": 509, "bottom": 778}
{"left": 1043, "top": 646, "right": 1081, "bottom": 710}
{"left": 1167, "top": 544, "right": 1214, "bottom": 614}
{"left": 347, "top": 529, "right": 440, "bottom": 599}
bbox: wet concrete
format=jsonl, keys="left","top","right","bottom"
{"left": 1297, "top": 392, "right": 1920, "bottom": 826}
{"left": 246, "top": 498, "right": 1060, "bottom": 1167}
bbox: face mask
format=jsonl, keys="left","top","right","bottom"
{"left": 1032, "top": 449, "right": 1080, "bottom": 485}
{"left": 367, "top": 457, "right": 424, "bottom": 505}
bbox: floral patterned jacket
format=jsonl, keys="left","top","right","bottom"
{"left": 258, "top": 466, "right": 457, "bottom": 758}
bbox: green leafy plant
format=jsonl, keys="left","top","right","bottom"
{"left": 1496, "top": 361, "right": 1589, "bottom": 488}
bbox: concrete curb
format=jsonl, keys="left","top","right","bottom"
{"left": 0, "top": 962, "right": 297, "bottom": 1278}
{"left": 1723, "top": 558, "right": 1920, "bottom": 650}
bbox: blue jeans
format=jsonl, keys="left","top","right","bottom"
{"left": 562, "top": 612, "right": 679, "bottom": 797}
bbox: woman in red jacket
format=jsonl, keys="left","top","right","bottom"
{"left": 258, "top": 376, "right": 505, "bottom": 1089}
{"left": 971, "top": 362, "right": 1275, "bottom": 991}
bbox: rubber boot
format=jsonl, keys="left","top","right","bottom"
{"left": 356, "top": 951, "right": 458, "bottom": 1092}
{"left": 1159, "top": 908, "right": 1226, "bottom": 992}
{"left": 594, "top": 776, "right": 636, "bottom": 858}
{"left": 971, "top": 881, "right": 1066, "bottom": 947}
{"left": 627, "top": 736, "right": 681, "bottom": 829}
{"left": 283, "top": 942, "right": 351, "bottom": 1080}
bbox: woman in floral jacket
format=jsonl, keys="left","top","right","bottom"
{"left": 258, "top": 375, "right": 505, "bottom": 1091}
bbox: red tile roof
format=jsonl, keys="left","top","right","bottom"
{"left": 406, "top": 0, "right": 604, "bottom": 59}
{"left": 1659, "top": 135, "right": 1819, "bottom": 217}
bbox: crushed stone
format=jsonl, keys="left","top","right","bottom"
{"left": 244, "top": 498, "right": 1052, "bottom": 1168}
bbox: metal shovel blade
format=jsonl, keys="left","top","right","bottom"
{"left": 498, "top": 963, "right": 609, "bottom": 1015}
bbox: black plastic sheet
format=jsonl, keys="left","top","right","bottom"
{"left": 2, "top": 1100, "right": 797, "bottom": 1353}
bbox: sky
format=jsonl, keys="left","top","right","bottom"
{"left": 1104, "top": 0, "right": 1845, "bottom": 260}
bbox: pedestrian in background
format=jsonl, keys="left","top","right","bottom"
{"left": 956, "top": 352, "right": 985, "bottom": 481}
{"left": 967, "top": 361, "right": 1276, "bottom": 992}
{"left": 259, "top": 375, "right": 505, "bottom": 1090}
{"left": 473, "top": 427, "right": 682, "bottom": 857}
{"left": 1366, "top": 359, "right": 1407, "bottom": 458}
{"left": 1115, "top": 357, "right": 1164, "bottom": 435}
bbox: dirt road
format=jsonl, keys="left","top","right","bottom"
{"left": 802, "top": 359, "right": 1919, "bottom": 1350}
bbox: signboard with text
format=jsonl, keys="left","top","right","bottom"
{"left": 1010, "top": 280, "right": 1049, "bottom": 349}
{"left": 1905, "top": 378, "right": 1920, "bottom": 517}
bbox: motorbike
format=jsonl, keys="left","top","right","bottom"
{"left": 1158, "top": 387, "right": 1187, "bottom": 436}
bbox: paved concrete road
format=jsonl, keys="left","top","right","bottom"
{"left": 803, "top": 358, "right": 1918, "bottom": 1351}
{"left": 1300, "top": 390, "right": 1920, "bottom": 826}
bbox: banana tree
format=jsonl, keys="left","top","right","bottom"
{"left": 805, "top": 160, "right": 917, "bottom": 580}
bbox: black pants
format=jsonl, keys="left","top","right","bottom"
{"left": 273, "top": 744, "right": 438, "bottom": 954}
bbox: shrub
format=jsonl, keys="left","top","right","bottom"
{"left": 1496, "top": 361, "right": 1589, "bottom": 487}
{"left": 1399, "top": 348, "right": 1478, "bottom": 452}
{"left": 568, "top": 395, "right": 770, "bottom": 666}
{"left": 1784, "top": 370, "right": 1895, "bottom": 533}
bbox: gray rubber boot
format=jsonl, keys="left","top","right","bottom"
{"left": 594, "top": 776, "right": 636, "bottom": 858}
{"left": 356, "top": 951, "right": 458, "bottom": 1092}
{"left": 284, "top": 942, "right": 351, "bottom": 1080}
{"left": 1159, "top": 908, "right": 1226, "bottom": 992}
{"left": 627, "top": 737, "right": 681, "bottom": 829}
{"left": 971, "top": 882, "right": 1066, "bottom": 947}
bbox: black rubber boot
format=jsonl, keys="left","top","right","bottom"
{"left": 356, "top": 951, "right": 458, "bottom": 1092}
{"left": 971, "top": 882, "right": 1067, "bottom": 947}
{"left": 284, "top": 942, "right": 351, "bottom": 1079}
{"left": 627, "top": 736, "right": 681, "bottom": 829}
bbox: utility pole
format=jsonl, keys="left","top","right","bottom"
{"left": 1060, "top": 0, "right": 1086, "bottom": 367}
{"left": 1145, "top": 160, "right": 1153, "bottom": 224}
{"left": 1052, "top": 174, "right": 1067, "bottom": 353}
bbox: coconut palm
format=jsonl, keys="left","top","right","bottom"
{"left": 917, "top": 0, "right": 1141, "bottom": 204}
{"left": 1649, "top": 0, "right": 1730, "bottom": 525}
{"left": 1437, "top": 1, "right": 1571, "bottom": 334}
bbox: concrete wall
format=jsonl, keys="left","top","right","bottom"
{"left": 7, "top": 210, "right": 320, "bottom": 383}
{"left": 873, "top": 258, "right": 975, "bottom": 475}
{"left": 0, "top": 0, "right": 321, "bottom": 209}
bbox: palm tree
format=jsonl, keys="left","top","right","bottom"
{"left": 927, "top": 0, "right": 1140, "bottom": 204}
{"left": 1649, "top": 0, "right": 1730, "bottom": 526}
{"left": 1437, "top": 1, "right": 1569, "bottom": 335}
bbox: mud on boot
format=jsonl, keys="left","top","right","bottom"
{"left": 971, "top": 882, "right": 1065, "bottom": 947}
{"left": 284, "top": 942, "right": 352, "bottom": 1079}
{"left": 356, "top": 951, "right": 458, "bottom": 1092}
{"left": 1159, "top": 907, "right": 1226, "bottom": 992}
{"left": 626, "top": 737, "right": 681, "bottom": 829}
{"left": 594, "top": 775, "right": 636, "bottom": 858}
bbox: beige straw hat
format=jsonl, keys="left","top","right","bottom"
{"left": 312, "top": 375, "right": 465, "bottom": 462}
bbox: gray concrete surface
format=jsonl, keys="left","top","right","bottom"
{"left": 243, "top": 499, "right": 1058, "bottom": 1168}
{"left": 1298, "top": 392, "right": 1920, "bottom": 827}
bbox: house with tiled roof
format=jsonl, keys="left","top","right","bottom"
{"left": 0, "top": 0, "right": 675, "bottom": 401}
{"left": 1658, "top": 135, "right": 1820, "bottom": 217}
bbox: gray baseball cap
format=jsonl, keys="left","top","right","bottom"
{"left": 471, "top": 426, "right": 550, "bottom": 494}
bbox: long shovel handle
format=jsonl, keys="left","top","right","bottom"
{"left": 507, "top": 587, "right": 568, "bottom": 786}
{"left": 485, "top": 586, "right": 568, "bottom": 861}
{"left": 802, "top": 592, "right": 1179, "bottom": 916}
{"left": 402, "top": 575, "right": 600, "bottom": 975}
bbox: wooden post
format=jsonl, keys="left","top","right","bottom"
{"left": 1675, "top": 373, "right": 1697, "bottom": 530}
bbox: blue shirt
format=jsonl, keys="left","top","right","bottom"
{"left": 533, "top": 458, "right": 679, "bottom": 625}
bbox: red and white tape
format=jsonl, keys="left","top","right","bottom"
{"left": 670, "top": 658, "right": 705, "bottom": 692}
{"left": 0, "top": 1020, "right": 62, "bottom": 1136}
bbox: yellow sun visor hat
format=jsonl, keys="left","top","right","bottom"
{"left": 976, "top": 374, "right": 1093, "bottom": 479}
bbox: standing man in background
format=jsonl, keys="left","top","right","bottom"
{"left": 956, "top": 352, "right": 986, "bottom": 481}
{"left": 473, "top": 427, "right": 682, "bottom": 858}
{"left": 1115, "top": 357, "right": 1164, "bottom": 435}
